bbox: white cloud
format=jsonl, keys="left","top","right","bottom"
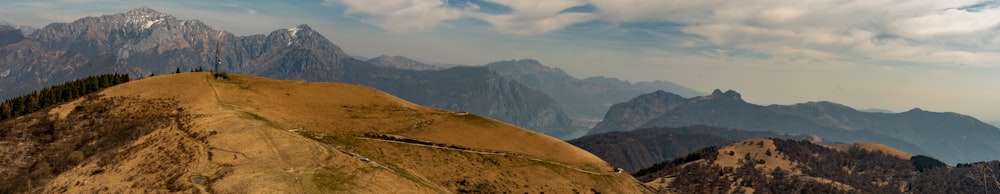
{"left": 326, "top": 0, "right": 1000, "bottom": 67}
{"left": 891, "top": 8, "right": 1000, "bottom": 38}
{"left": 224, "top": 4, "right": 258, "bottom": 15}
{"left": 585, "top": 0, "right": 1000, "bottom": 68}
{"left": 476, "top": 12, "right": 595, "bottom": 35}
{"left": 472, "top": 0, "right": 596, "bottom": 35}
{"left": 332, "top": 0, "right": 465, "bottom": 33}
{"left": 328, "top": 0, "right": 597, "bottom": 35}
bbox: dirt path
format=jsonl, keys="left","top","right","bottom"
{"left": 356, "top": 137, "right": 621, "bottom": 176}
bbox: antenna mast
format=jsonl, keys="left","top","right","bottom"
{"left": 214, "top": 45, "right": 221, "bottom": 73}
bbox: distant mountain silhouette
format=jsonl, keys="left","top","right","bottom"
{"left": 365, "top": 55, "right": 442, "bottom": 71}
{"left": 860, "top": 108, "right": 894, "bottom": 113}
{"left": 593, "top": 89, "right": 1000, "bottom": 164}
{"left": 483, "top": 59, "right": 702, "bottom": 126}
{"left": 0, "top": 25, "right": 25, "bottom": 46}
{"left": 0, "top": 7, "right": 577, "bottom": 138}
{"left": 568, "top": 125, "right": 818, "bottom": 173}
{"left": 0, "top": 21, "right": 37, "bottom": 35}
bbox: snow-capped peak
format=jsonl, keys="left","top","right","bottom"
{"left": 122, "top": 7, "right": 170, "bottom": 28}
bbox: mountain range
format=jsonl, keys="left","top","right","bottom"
{"left": 591, "top": 89, "right": 1000, "bottom": 165}
{"left": 362, "top": 57, "right": 706, "bottom": 135}
{"left": 484, "top": 59, "right": 702, "bottom": 122}
{"left": 0, "top": 7, "right": 580, "bottom": 138}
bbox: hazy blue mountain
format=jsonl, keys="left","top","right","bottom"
{"left": 0, "top": 7, "right": 579, "bottom": 138}
{"left": 483, "top": 59, "right": 703, "bottom": 123}
{"left": 860, "top": 108, "right": 895, "bottom": 113}
{"left": 593, "top": 89, "right": 1000, "bottom": 164}
{"left": 366, "top": 55, "right": 442, "bottom": 71}
{"left": 0, "top": 25, "right": 25, "bottom": 46}
{"left": 0, "top": 21, "right": 37, "bottom": 35}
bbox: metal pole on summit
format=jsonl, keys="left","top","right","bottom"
{"left": 214, "top": 47, "right": 221, "bottom": 73}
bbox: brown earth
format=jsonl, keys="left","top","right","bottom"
{"left": 1, "top": 73, "right": 651, "bottom": 193}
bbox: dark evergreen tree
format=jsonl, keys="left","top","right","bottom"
{"left": 1, "top": 73, "right": 131, "bottom": 120}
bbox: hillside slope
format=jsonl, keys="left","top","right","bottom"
{"left": 636, "top": 138, "right": 1000, "bottom": 193}
{"left": 0, "top": 73, "right": 649, "bottom": 193}
{"left": 568, "top": 126, "right": 818, "bottom": 173}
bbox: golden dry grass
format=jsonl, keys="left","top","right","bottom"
{"left": 33, "top": 73, "right": 649, "bottom": 193}
{"left": 832, "top": 142, "right": 913, "bottom": 160}
{"left": 715, "top": 139, "right": 797, "bottom": 173}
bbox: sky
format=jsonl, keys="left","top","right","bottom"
{"left": 2, "top": 0, "right": 999, "bottom": 122}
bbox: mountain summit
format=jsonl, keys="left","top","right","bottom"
{"left": 710, "top": 89, "right": 742, "bottom": 100}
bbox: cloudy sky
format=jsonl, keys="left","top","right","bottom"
{"left": 2, "top": 0, "right": 999, "bottom": 122}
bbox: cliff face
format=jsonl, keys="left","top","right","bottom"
{"left": 0, "top": 7, "right": 577, "bottom": 138}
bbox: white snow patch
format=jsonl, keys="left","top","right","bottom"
{"left": 0, "top": 69, "right": 9, "bottom": 78}
{"left": 288, "top": 27, "right": 301, "bottom": 38}
{"left": 143, "top": 19, "right": 163, "bottom": 29}
{"left": 217, "top": 31, "right": 224, "bottom": 39}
